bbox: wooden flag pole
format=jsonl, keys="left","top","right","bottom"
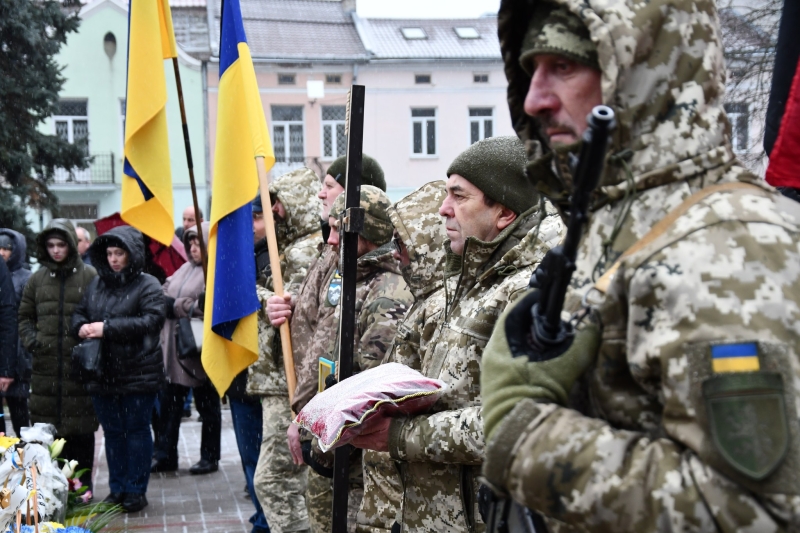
{"left": 172, "top": 57, "right": 208, "bottom": 282}
{"left": 256, "top": 157, "right": 297, "bottom": 405}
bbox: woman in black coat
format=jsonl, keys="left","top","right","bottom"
{"left": 72, "top": 226, "right": 165, "bottom": 513}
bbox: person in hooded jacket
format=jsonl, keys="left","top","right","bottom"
{"left": 151, "top": 222, "right": 221, "bottom": 476}
{"left": 479, "top": 0, "right": 800, "bottom": 531}
{"left": 72, "top": 225, "right": 165, "bottom": 513}
{"left": 0, "top": 229, "right": 32, "bottom": 436}
{"left": 0, "top": 259, "right": 19, "bottom": 433}
{"left": 18, "top": 219, "right": 98, "bottom": 490}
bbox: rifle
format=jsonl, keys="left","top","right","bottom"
{"left": 331, "top": 84, "right": 366, "bottom": 533}
{"left": 485, "top": 105, "right": 615, "bottom": 533}
{"left": 528, "top": 105, "right": 615, "bottom": 360}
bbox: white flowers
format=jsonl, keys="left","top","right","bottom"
{"left": 61, "top": 460, "right": 79, "bottom": 479}
{"left": 48, "top": 438, "right": 66, "bottom": 459}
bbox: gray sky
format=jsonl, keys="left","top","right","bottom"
{"left": 357, "top": 0, "right": 501, "bottom": 19}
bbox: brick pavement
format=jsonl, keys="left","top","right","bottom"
{"left": 92, "top": 407, "right": 257, "bottom": 533}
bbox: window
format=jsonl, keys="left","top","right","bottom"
{"left": 322, "top": 106, "right": 347, "bottom": 159}
{"left": 401, "top": 27, "right": 426, "bottom": 40}
{"left": 271, "top": 106, "right": 305, "bottom": 171}
{"left": 725, "top": 103, "right": 749, "bottom": 152}
{"left": 469, "top": 108, "right": 494, "bottom": 145}
{"left": 60, "top": 204, "right": 98, "bottom": 221}
{"left": 278, "top": 73, "right": 296, "bottom": 85}
{"left": 473, "top": 73, "right": 489, "bottom": 83}
{"left": 325, "top": 74, "right": 342, "bottom": 84}
{"left": 54, "top": 100, "right": 89, "bottom": 150}
{"left": 120, "top": 99, "right": 126, "bottom": 153}
{"left": 414, "top": 74, "right": 431, "bottom": 84}
{"left": 411, "top": 108, "right": 436, "bottom": 156}
{"left": 454, "top": 27, "right": 480, "bottom": 39}
{"left": 54, "top": 99, "right": 89, "bottom": 182}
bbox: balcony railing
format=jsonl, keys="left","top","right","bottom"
{"left": 53, "top": 152, "right": 116, "bottom": 185}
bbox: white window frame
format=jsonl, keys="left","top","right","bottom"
{"left": 410, "top": 108, "right": 437, "bottom": 158}
{"left": 271, "top": 106, "right": 305, "bottom": 175}
{"left": 320, "top": 105, "right": 347, "bottom": 161}
{"left": 53, "top": 99, "right": 90, "bottom": 182}
{"left": 468, "top": 107, "right": 494, "bottom": 145}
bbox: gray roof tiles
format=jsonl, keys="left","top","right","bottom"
{"left": 198, "top": 0, "right": 500, "bottom": 62}
{"left": 360, "top": 17, "right": 501, "bottom": 60}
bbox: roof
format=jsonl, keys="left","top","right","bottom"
{"left": 356, "top": 16, "right": 501, "bottom": 60}
{"left": 208, "top": 0, "right": 368, "bottom": 61}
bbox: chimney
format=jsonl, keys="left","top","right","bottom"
{"left": 341, "top": 0, "right": 356, "bottom": 13}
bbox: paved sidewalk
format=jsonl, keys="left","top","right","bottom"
{"left": 92, "top": 407, "right": 257, "bottom": 532}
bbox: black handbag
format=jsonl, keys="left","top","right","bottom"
{"left": 71, "top": 338, "right": 103, "bottom": 383}
{"left": 176, "top": 302, "right": 203, "bottom": 360}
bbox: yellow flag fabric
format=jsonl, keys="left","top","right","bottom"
{"left": 121, "top": 0, "right": 177, "bottom": 246}
{"left": 202, "top": 2, "right": 274, "bottom": 396}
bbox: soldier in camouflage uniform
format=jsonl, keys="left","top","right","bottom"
{"left": 304, "top": 186, "right": 415, "bottom": 533}
{"left": 356, "top": 181, "right": 448, "bottom": 533}
{"left": 249, "top": 167, "right": 322, "bottom": 533}
{"left": 352, "top": 137, "right": 565, "bottom": 533}
{"left": 481, "top": 1, "right": 800, "bottom": 531}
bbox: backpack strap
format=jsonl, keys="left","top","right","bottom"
{"left": 594, "top": 182, "right": 764, "bottom": 294}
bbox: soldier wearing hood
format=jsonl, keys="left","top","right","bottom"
{"left": 18, "top": 220, "right": 98, "bottom": 489}
{"left": 481, "top": 0, "right": 800, "bottom": 531}
{"left": 0, "top": 228, "right": 32, "bottom": 435}
{"left": 356, "top": 181, "right": 448, "bottom": 533}
{"left": 351, "top": 137, "right": 564, "bottom": 533}
{"left": 249, "top": 167, "right": 323, "bottom": 533}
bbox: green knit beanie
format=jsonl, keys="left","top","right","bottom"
{"left": 446, "top": 136, "right": 536, "bottom": 215}
{"left": 329, "top": 185, "right": 393, "bottom": 245}
{"left": 519, "top": 2, "right": 598, "bottom": 75}
{"left": 326, "top": 154, "right": 386, "bottom": 192}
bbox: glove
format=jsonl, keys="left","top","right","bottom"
{"left": 324, "top": 374, "right": 338, "bottom": 390}
{"left": 482, "top": 288, "right": 601, "bottom": 444}
{"left": 301, "top": 439, "right": 334, "bottom": 478}
{"left": 164, "top": 296, "right": 176, "bottom": 319}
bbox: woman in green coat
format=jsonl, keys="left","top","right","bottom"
{"left": 18, "top": 219, "right": 98, "bottom": 489}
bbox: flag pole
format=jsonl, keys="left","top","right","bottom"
{"left": 256, "top": 157, "right": 298, "bottom": 405}
{"left": 172, "top": 57, "right": 208, "bottom": 282}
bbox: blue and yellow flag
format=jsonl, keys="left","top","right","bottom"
{"left": 202, "top": 0, "right": 275, "bottom": 395}
{"left": 121, "top": 0, "right": 178, "bottom": 246}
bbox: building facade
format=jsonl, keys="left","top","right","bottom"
{"left": 40, "top": 0, "right": 207, "bottom": 234}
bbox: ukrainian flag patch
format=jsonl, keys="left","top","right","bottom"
{"left": 711, "top": 342, "right": 760, "bottom": 373}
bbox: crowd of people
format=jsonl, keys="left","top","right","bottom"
{"left": 1, "top": 0, "right": 799, "bottom": 531}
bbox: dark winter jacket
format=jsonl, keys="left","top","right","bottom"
{"left": 18, "top": 219, "right": 98, "bottom": 435}
{"left": 0, "top": 259, "right": 18, "bottom": 380}
{"left": 0, "top": 229, "right": 33, "bottom": 394}
{"left": 72, "top": 226, "right": 165, "bottom": 395}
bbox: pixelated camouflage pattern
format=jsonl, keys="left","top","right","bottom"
{"left": 387, "top": 203, "right": 565, "bottom": 533}
{"left": 331, "top": 243, "right": 413, "bottom": 380}
{"left": 519, "top": 1, "right": 598, "bottom": 74}
{"left": 254, "top": 395, "right": 310, "bottom": 533}
{"left": 330, "top": 185, "right": 395, "bottom": 246}
{"left": 306, "top": 468, "right": 364, "bottom": 533}
{"left": 482, "top": 0, "right": 800, "bottom": 530}
{"left": 358, "top": 181, "right": 448, "bottom": 533}
{"left": 291, "top": 245, "right": 340, "bottom": 414}
{"left": 247, "top": 168, "right": 323, "bottom": 397}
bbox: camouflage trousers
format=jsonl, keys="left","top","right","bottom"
{"left": 356, "top": 450, "right": 402, "bottom": 533}
{"left": 254, "top": 396, "right": 310, "bottom": 533}
{"left": 306, "top": 465, "right": 364, "bottom": 533}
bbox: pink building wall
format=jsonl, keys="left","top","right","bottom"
{"left": 205, "top": 61, "right": 513, "bottom": 197}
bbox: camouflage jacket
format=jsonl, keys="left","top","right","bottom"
{"left": 247, "top": 168, "right": 322, "bottom": 397}
{"left": 358, "top": 181, "right": 448, "bottom": 533}
{"left": 482, "top": 1, "right": 800, "bottom": 531}
{"left": 290, "top": 244, "right": 339, "bottom": 414}
{"left": 387, "top": 204, "right": 565, "bottom": 533}
{"left": 332, "top": 244, "right": 414, "bottom": 375}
